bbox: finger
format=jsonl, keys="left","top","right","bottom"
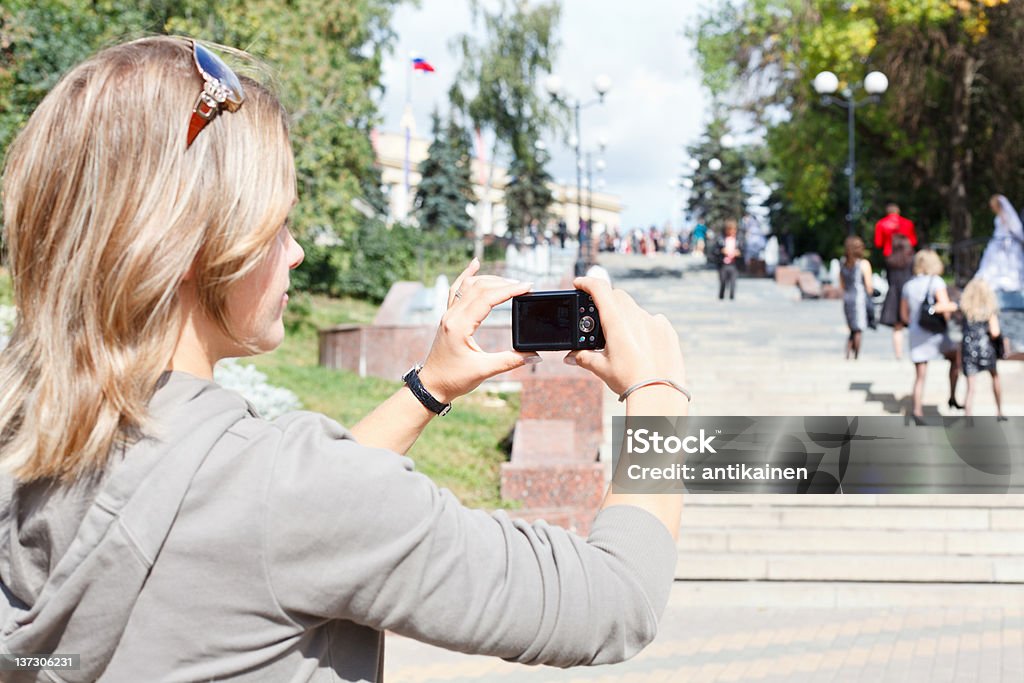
{"left": 449, "top": 258, "right": 480, "bottom": 307}
{"left": 573, "top": 276, "right": 626, "bottom": 338}
{"left": 565, "top": 349, "right": 611, "bottom": 377}
{"left": 452, "top": 274, "right": 519, "bottom": 311}
{"left": 462, "top": 280, "right": 533, "bottom": 324}
{"left": 484, "top": 350, "right": 542, "bottom": 376}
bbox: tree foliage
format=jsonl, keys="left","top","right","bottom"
{"left": 693, "top": 0, "right": 1022, "bottom": 257}
{"left": 1, "top": 0, "right": 411, "bottom": 297}
{"left": 453, "top": 0, "right": 561, "bottom": 240}
{"left": 683, "top": 115, "right": 750, "bottom": 233}
{"left": 504, "top": 129, "right": 555, "bottom": 236}
{"left": 414, "top": 108, "right": 477, "bottom": 236}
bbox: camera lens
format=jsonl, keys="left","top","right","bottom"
{"left": 579, "top": 316, "right": 595, "bottom": 333}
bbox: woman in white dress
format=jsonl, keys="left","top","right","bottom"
{"left": 976, "top": 195, "right": 1024, "bottom": 293}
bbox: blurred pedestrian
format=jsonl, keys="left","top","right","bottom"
{"left": 715, "top": 219, "right": 741, "bottom": 300}
{"left": 873, "top": 202, "right": 917, "bottom": 257}
{"left": 839, "top": 236, "right": 873, "bottom": 360}
{"left": 900, "top": 250, "right": 961, "bottom": 422}
{"left": 959, "top": 278, "right": 1008, "bottom": 420}
{"left": 692, "top": 222, "right": 707, "bottom": 256}
{"left": 977, "top": 194, "right": 1024, "bottom": 293}
{"left": 880, "top": 233, "right": 915, "bottom": 360}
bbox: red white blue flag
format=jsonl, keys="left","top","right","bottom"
{"left": 412, "top": 57, "right": 435, "bottom": 73}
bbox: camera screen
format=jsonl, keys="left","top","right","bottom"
{"left": 518, "top": 298, "right": 572, "bottom": 344}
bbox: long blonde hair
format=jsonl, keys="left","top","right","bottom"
{"left": 960, "top": 278, "right": 999, "bottom": 324}
{"left": 0, "top": 36, "right": 296, "bottom": 482}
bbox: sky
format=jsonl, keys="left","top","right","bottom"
{"left": 378, "top": 0, "right": 712, "bottom": 229}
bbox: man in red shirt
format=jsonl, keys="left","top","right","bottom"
{"left": 874, "top": 202, "right": 918, "bottom": 257}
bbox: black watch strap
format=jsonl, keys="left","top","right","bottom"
{"left": 402, "top": 365, "right": 451, "bottom": 416}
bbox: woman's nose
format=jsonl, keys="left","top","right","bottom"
{"left": 288, "top": 233, "right": 304, "bottom": 269}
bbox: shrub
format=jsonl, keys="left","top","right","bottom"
{"left": 214, "top": 359, "right": 302, "bottom": 420}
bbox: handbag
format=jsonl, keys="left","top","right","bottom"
{"left": 991, "top": 333, "right": 1008, "bottom": 360}
{"left": 918, "top": 276, "right": 948, "bottom": 334}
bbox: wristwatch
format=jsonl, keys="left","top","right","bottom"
{"left": 402, "top": 364, "right": 451, "bottom": 416}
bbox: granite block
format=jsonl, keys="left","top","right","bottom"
{"left": 500, "top": 461, "right": 605, "bottom": 510}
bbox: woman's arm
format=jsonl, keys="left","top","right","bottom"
{"left": 567, "top": 278, "right": 687, "bottom": 540}
{"left": 933, "top": 286, "right": 959, "bottom": 315}
{"left": 989, "top": 314, "right": 1002, "bottom": 339}
{"left": 861, "top": 260, "right": 873, "bottom": 294}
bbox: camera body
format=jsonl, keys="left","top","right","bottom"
{"left": 512, "top": 289, "right": 605, "bottom": 352}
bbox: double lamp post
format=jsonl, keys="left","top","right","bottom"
{"left": 812, "top": 69, "right": 889, "bottom": 236}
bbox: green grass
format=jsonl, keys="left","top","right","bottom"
{"left": 249, "top": 293, "right": 519, "bottom": 509}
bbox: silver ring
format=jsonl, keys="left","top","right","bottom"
{"left": 454, "top": 290, "right": 463, "bottom": 300}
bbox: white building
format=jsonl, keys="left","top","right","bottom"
{"left": 373, "top": 129, "right": 622, "bottom": 238}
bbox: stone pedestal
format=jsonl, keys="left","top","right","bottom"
{"left": 774, "top": 265, "right": 801, "bottom": 287}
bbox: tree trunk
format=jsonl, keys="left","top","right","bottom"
{"left": 947, "top": 46, "right": 977, "bottom": 246}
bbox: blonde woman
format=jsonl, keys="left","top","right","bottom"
{"left": 0, "top": 37, "right": 689, "bottom": 680}
{"left": 900, "top": 250, "right": 961, "bottom": 422}
{"left": 960, "top": 278, "right": 1008, "bottom": 419}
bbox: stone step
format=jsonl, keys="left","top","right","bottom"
{"left": 684, "top": 494, "right": 1024, "bottom": 507}
{"left": 674, "top": 552, "right": 1024, "bottom": 583}
{"left": 668, "top": 580, "right": 1024, "bottom": 608}
{"left": 679, "top": 504, "right": 1018, "bottom": 531}
{"left": 678, "top": 528, "right": 1024, "bottom": 555}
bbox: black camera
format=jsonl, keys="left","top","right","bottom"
{"left": 511, "top": 290, "right": 605, "bottom": 351}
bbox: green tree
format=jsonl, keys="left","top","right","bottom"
{"left": 693, "top": 0, "right": 1020, "bottom": 255}
{"left": 414, "top": 108, "right": 477, "bottom": 236}
{"left": 1, "top": 0, "right": 412, "bottom": 298}
{"left": 453, "top": 0, "right": 562, "bottom": 256}
{"left": 683, "top": 116, "right": 749, "bottom": 234}
{"left": 504, "top": 129, "right": 554, "bottom": 237}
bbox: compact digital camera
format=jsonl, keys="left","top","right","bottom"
{"left": 511, "top": 290, "right": 605, "bottom": 352}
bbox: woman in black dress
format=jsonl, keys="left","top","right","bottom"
{"left": 880, "top": 233, "right": 914, "bottom": 359}
{"left": 960, "top": 278, "right": 1007, "bottom": 419}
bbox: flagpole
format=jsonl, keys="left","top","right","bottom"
{"left": 402, "top": 56, "right": 412, "bottom": 221}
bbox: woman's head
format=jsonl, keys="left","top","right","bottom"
{"left": 959, "top": 278, "right": 998, "bottom": 324}
{"left": 843, "top": 236, "right": 864, "bottom": 261}
{"left": 990, "top": 195, "right": 1004, "bottom": 214}
{"left": 913, "top": 249, "right": 944, "bottom": 276}
{"left": 1, "top": 36, "right": 297, "bottom": 481}
{"left": 723, "top": 219, "right": 738, "bottom": 236}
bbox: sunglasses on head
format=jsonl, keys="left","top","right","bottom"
{"left": 186, "top": 40, "right": 245, "bottom": 148}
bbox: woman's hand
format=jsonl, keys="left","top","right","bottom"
{"left": 418, "top": 259, "right": 539, "bottom": 404}
{"left": 564, "top": 276, "right": 685, "bottom": 396}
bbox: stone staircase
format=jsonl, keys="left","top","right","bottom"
{"left": 677, "top": 494, "right": 1024, "bottom": 583}
{"left": 598, "top": 253, "right": 1024, "bottom": 606}
{"left": 671, "top": 494, "right": 1024, "bottom": 607}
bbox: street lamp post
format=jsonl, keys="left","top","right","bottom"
{"left": 813, "top": 70, "right": 889, "bottom": 236}
{"left": 545, "top": 74, "right": 611, "bottom": 259}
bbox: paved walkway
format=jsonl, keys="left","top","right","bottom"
{"left": 384, "top": 253, "right": 1024, "bottom": 681}
{"left": 386, "top": 603, "right": 1024, "bottom": 683}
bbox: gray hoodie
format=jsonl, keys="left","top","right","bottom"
{"left": 1, "top": 371, "right": 678, "bottom": 682}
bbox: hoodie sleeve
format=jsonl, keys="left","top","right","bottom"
{"left": 261, "top": 411, "right": 677, "bottom": 667}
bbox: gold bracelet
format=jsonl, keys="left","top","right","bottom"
{"left": 618, "top": 379, "right": 692, "bottom": 403}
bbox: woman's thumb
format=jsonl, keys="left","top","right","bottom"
{"left": 567, "top": 349, "right": 611, "bottom": 377}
